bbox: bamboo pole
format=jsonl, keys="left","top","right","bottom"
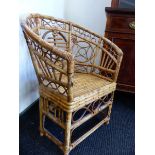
{"left": 64, "top": 112, "right": 72, "bottom": 155}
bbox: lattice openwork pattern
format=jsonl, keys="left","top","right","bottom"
{"left": 21, "top": 13, "right": 123, "bottom": 155}
{"left": 24, "top": 33, "right": 69, "bottom": 96}
{"left": 71, "top": 93, "right": 113, "bottom": 124}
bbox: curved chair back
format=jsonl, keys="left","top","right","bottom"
{"left": 21, "top": 13, "right": 123, "bottom": 102}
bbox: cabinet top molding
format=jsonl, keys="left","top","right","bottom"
{"left": 105, "top": 7, "right": 135, "bottom": 15}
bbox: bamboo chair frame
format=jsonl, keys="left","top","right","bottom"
{"left": 21, "top": 13, "right": 123, "bottom": 155}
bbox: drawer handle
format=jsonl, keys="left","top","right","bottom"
{"left": 129, "top": 21, "right": 135, "bottom": 30}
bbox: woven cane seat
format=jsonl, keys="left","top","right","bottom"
{"left": 73, "top": 73, "right": 116, "bottom": 98}
{"left": 39, "top": 73, "right": 116, "bottom": 111}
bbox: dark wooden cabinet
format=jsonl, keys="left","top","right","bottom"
{"left": 104, "top": 6, "right": 135, "bottom": 93}
{"left": 111, "top": 0, "right": 135, "bottom": 9}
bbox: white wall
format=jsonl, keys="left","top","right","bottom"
{"left": 19, "top": 0, "right": 65, "bottom": 113}
{"left": 64, "top": 0, "right": 112, "bottom": 35}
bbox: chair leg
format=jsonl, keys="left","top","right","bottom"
{"left": 39, "top": 97, "right": 44, "bottom": 136}
{"left": 105, "top": 92, "right": 114, "bottom": 125}
{"left": 64, "top": 112, "right": 72, "bottom": 155}
{"left": 64, "top": 151, "right": 69, "bottom": 155}
{"left": 105, "top": 103, "right": 112, "bottom": 125}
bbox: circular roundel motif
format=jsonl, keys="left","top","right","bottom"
{"left": 72, "top": 41, "right": 95, "bottom": 63}
{"left": 41, "top": 30, "right": 67, "bottom": 51}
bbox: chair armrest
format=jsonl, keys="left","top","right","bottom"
{"left": 21, "top": 23, "right": 74, "bottom": 102}
{"left": 74, "top": 36, "right": 123, "bottom": 82}
{"left": 70, "top": 23, "right": 123, "bottom": 82}
{"left": 100, "top": 37, "right": 123, "bottom": 82}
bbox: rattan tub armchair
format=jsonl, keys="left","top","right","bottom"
{"left": 21, "top": 13, "right": 123, "bottom": 155}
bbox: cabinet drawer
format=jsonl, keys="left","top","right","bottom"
{"left": 109, "top": 16, "right": 135, "bottom": 33}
